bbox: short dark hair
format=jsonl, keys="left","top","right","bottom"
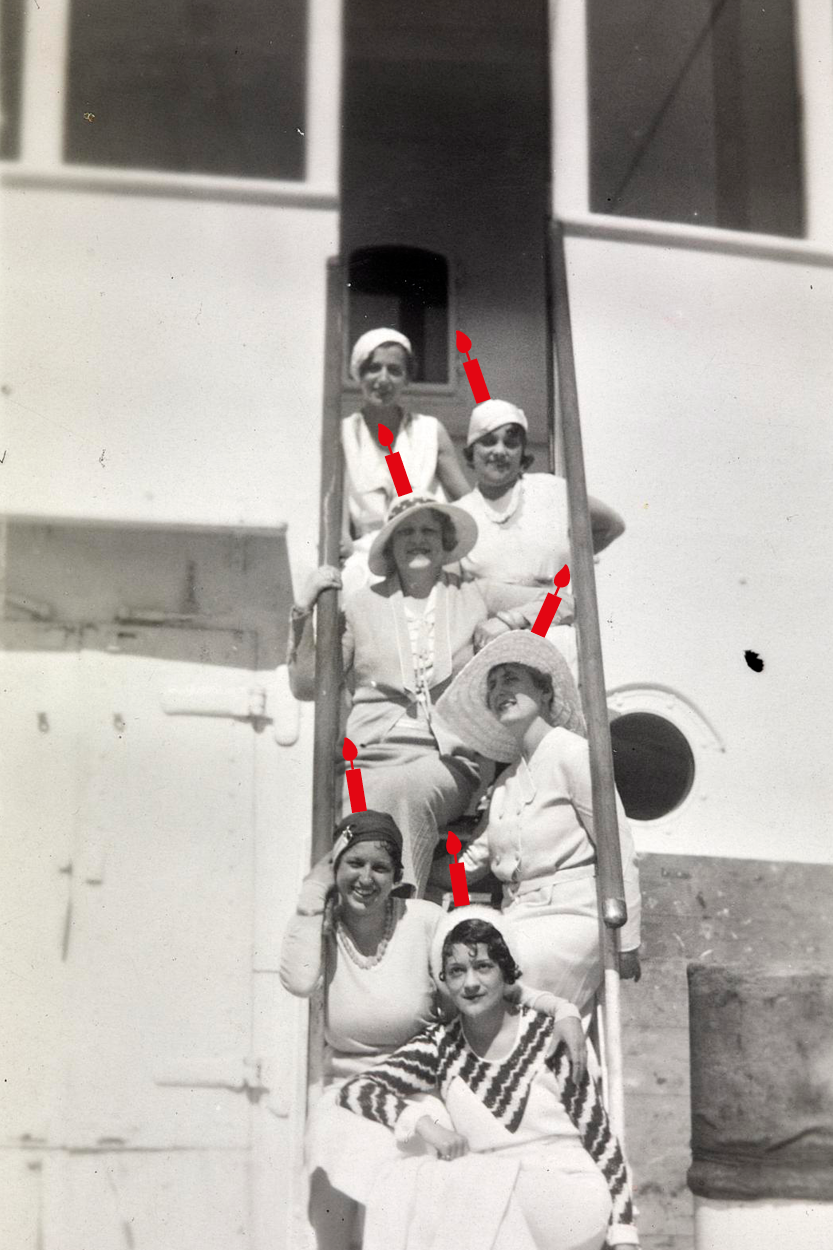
{"left": 440, "top": 917, "right": 522, "bottom": 985}
{"left": 462, "top": 424, "right": 534, "bottom": 473}
{"left": 486, "top": 663, "right": 555, "bottom": 722}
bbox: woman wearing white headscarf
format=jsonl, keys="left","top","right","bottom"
{"left": 338, "top": 906, "right": 640, "bottom": 1250}
{"left": 455, "top": 399, "right": 625, "bottom": 675}
{"left": 341, "top": 328, "right": 470, "bottom": 594}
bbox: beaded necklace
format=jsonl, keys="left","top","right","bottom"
{"left": 336, "top": 897, "right": 396, "bottom": 970}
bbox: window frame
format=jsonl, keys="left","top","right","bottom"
{"left": 1, "top": 0, "right": 341, "bottom": 205}
{"left": 551, "top": 0, "right": 833, "bottom": 259}
{"left": 341, "top": 245, "right": 459, "bottom": 397}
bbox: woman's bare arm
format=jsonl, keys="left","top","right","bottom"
{"left": 588, "top": 494, "right": 625, "bottom": 554}
{"left": 436, "top": 423, "right": 471, "bottom": 500}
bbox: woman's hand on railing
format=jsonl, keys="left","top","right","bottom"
{"left": 306, "top": 851, "right": 336, "bottom": 890}
{"left": 295, "top": 565, "right": 342, "bottom": 613}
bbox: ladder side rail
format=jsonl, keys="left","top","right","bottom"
{"left": 307, "top": 256, "right": 346, "bottom": 1102}
{"left": 547, "top": 221, "right": 628, "bottom": 1138}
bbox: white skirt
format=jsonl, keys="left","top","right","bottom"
{"left": 306, "top": 1082, "right": 450, "bottom": 1203}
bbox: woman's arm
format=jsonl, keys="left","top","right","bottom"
{"left": 564, "top": 736, "right": 642, "bottom": 960}
{"left": 286, "top": 565, "right": 345, "bottom": 701}
{"left": 509, "top": 986, "right": 586, "bottom": 1079}
{"left": 435, "top": 424, "right": 471, "bottom": 500}
{"left": 459, "top": 827, "right": 493, "bottom": 882}
{"left": 547, "top": 1042, "right": 639, "bottom": 1245}
{"left": 588, "top": 494, "right": 626, "bottom": 554}
{"left": 279, "top": 854, "right": 336, "bottom": 997}
{"left": 338, "top": 1026, "right": 443, "bottom": 1128}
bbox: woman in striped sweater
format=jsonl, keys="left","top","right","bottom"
{"left": 339, "top": 909, "right": 638, "bottom": 1250}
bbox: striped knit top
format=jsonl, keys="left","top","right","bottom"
{"left": 339, "top": 1007, "right": 637, "bottom": 1243}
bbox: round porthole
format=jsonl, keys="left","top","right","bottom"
{"left": 610, "top": 711, "right": 695, "bottom": 822}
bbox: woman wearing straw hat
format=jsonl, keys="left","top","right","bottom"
{"left": 289, "top": 496, "right": 545, "bottom": 894}
{"left": 281, "top": 815, "right": 586, "bottom": 1250}
{"left": 455, "top": 399, "right": 625, "bottom": 674}
{"left": 341, "top": 328, "right": 470, "bottom": 594}
{"left": 337, "top": 905, "right": 639, "bottom": 1250}
{"left": 435, "top": 632, "right": 641, "bottom": 1013}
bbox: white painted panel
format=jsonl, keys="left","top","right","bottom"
{"left": 62, "top": 625, "right": 257, "bottom": 1148}
{"left": 564, "top": 235, "right": 833, "bottom": 863}
{"left": 0, "top": 627, "right": 81, "bottom": 1145}
{"left": 0, "top": 1152, "right": 42, "bottom": 1250}
{"left": 0, "top": 188, "right": 337, "bottom": 562}
{"left": 42, "top": 1151, "right": 251, "bottom": 1250}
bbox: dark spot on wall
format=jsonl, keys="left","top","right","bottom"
{"left": 744, "top": 650, "right": 764, "bottom": 672}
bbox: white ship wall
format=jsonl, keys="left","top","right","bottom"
{"left": 563, "top": 232, "right": 833, "bottom": 866}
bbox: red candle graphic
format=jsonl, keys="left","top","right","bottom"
{"left": 531, "top": 564, "right": 571, "bottom": 637}
{"left": 378, "top": 423, "right": 413, "bottom": 496}
{"left": 446, "top": 831, "right": 470, "bottom": 907}
{"left": 456, "top": 330, "right": 491, "bottom": 403}
{"left": 343, "top": 737, "right": 367, "bottom": 812}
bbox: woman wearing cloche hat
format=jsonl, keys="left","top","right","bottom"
{"left": 435, "top": 630, "right": 641, "bottom": 1013}
{"left": 289, "top": 494, "right": 548, "bottom": 895}
{"left": 340, "top": 327, "right": 470, "bottom": 594}
{"left": 281, "top": 817, "right": 587, "bottom": 1250}
{"left": 455, "top": 398, "right": 625, "bottom": 675}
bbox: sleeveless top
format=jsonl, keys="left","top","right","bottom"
{"left": 341, "top": 411, "right": 444, "bottom": 540}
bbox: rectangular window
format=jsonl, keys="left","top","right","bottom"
{"left": 588, "top": 0, "right": 803, "bottom": 236}
{"left": 65, "top": 0, "right": 307, "bottom": 180}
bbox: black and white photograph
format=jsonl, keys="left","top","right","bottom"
{"left": 2, "top": 2, "right": 832, "bottom": 1248}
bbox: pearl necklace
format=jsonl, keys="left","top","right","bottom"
{"left": 336, "top": 897, "right": 396, "bottom": 969}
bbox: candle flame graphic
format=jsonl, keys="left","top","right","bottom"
{"left": 446, "top": 830, "right": 462, "bottom": 858}
{"left": 455, "top": 331, "right": 472, "bottom": 355}
{"left": 342, "top": 736, "right": 358, "bottom": 765}
{"left": 377, "top": 423, "right": 394, "bottom": 449}
{"left": 553, "top": 563, "right": 571, "bottom": 590}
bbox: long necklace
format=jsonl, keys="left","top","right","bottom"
{"left": 336, "top": 897, "right": 396, "bottom": 969}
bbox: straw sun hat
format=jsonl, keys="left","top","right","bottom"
{"left": 367, "top": 494, "right": 479, "bottom": 578}
{"left": 435, "top": 630, "right": 585, "bottom": 762}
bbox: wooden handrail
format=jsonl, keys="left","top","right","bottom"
{"left": 548, "top": 221, "right": 628, "bottom": 1136}
{"left": 307, "top": 256, "right": 345, "bottom": 1102}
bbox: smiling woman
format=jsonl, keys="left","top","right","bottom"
{"left": 436, "top": 631, "right": 641, "bottom": 1013}
{"left": 340, "top": 327, "right": 470, "bottom": 593}
{"left": 280, "top": 819, "right": 584, "bottom": 1250}
{"left": 456, "top": 399, "right": 625, "bottom": 677}
{"left": 287, "top": 495, "right": 545, "bottom": 893}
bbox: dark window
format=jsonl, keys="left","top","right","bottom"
{"left": 1, "top": 0, "right": 24, "bottom": 160}
{"left": 347, "top": 246, "right": 450, "bottom": 384}
{"left": 65, "top": 0, "right": 306, "bottom": 179}
{"left": 610, "top": 712, "right": 695, "bottom": 822}
{"left": 588, "top": 0, "right": 803, "bottom": 236}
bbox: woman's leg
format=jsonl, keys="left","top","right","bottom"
{"left": 309, "top": 1169, "right": 359, "bottom": 1250}
{"left": 500, "top": 1165, "right": 611, "bottom": 1250}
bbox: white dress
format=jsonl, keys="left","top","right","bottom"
{"left": 338, "top": 1008, "right": 639, "bottom": 1250}
{"left": 341, "top": 411, "right": 446, "bottom": 594}
{"left": 462, "top": 728, "right": 641, "bottom": 1015}
{"left": 456, "top": 474, "right": 577, "bottom": 674}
